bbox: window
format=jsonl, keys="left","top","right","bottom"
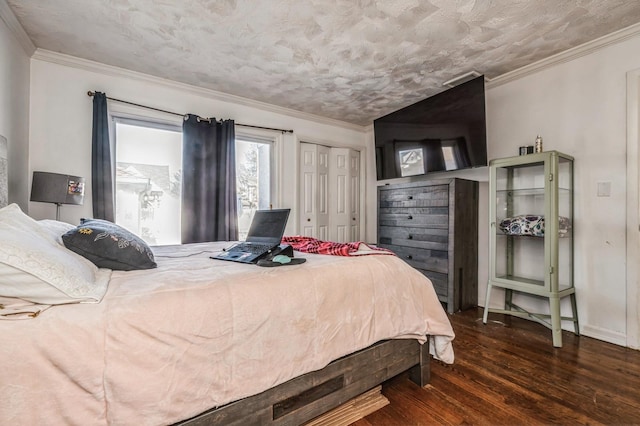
{"left": 114, "top": 118, "right": 182, "bottom": 246}
{"left": 235, "top": 135, "right": 274, "bottom": 240}
{"left": 113, "top": 118, "right": 278, "bottom": 244}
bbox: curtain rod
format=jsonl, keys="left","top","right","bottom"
{"left": 87, "top": 91, "right": 294, "bottom": 134}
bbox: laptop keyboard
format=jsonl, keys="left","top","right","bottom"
{"left": 232, "top": 242, "right": 275, "bottom": 254}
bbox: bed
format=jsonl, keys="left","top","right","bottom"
{"left": 0, "top": 204, "right": 455, "bottom": 425}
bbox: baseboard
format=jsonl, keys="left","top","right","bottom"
{"left": 581, "top": 324, "right": 627, "bottom": 347}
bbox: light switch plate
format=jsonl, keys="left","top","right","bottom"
{"left": 597, "top": 181, "right": 611, "bottom": 197}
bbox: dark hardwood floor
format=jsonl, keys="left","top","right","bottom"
{"left": 352, "top": 307, "right": 640, "bottom": 425}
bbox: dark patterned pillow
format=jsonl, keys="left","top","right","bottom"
{"left": 499, "top": 215, "right": 571, "bottom": 237}
{"left": 62, "top": 218, "right": 157, "bottom": 271}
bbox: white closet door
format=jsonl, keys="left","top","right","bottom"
{"left": 300, "top": 143, "right": 360, "bottom": 242}
{"left": 349, "top": 149, "right": 361, "bottom": 242}
{"left": 299, "top": 143, "right": 329, "bottom": 239}
{"left": 329, "top": 147, "right": 350, "bottom": 242}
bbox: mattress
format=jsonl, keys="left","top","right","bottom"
{"left": 0, "top": 241, "right": 455, "bottom": 425}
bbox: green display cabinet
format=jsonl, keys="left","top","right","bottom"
{"left": 483, "top": 150, "right": 579, "bottom": 347}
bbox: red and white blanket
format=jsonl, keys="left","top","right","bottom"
{"left": 282, "top": 236, "right": 395, "bottom": 256}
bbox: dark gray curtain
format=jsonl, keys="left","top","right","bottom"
{"left": 181, "top": 115, "right": 238, "bottom": 243}
{"left": 91, "top": 92, "right": 115, "bottom": 221}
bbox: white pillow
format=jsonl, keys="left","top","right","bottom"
{"left": 0, "top": 263, "right": 106, "bottom": 304}
{"left": 0, "top": 204, "right": 111, "bottom": 304}
{"left": 38, "top": 219, "right": 76, "bottom": 246}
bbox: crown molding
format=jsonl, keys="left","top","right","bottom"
{"left": 0, "top": 0, "right": 35, "bottom": 55}
{"left": 487, "top": 22, "right": 640, "bottom": 88}
{"left": 31, "top": 49, "right": 366, "bottom": 133}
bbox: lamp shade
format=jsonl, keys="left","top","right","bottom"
{"left": 30, "top": 172, "right": 85, "bottom": 206}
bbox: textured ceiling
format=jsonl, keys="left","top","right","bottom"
{"left": 7, "top": 0, "right": 640, "bottom": 125}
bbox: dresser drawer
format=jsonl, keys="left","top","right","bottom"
{"left": 379, "top": 185, "right": 449, "bottom": 208}
{"left": 378, "top": 208, "right": 449, "bottom": 228}
{"left": 378, "top": 225, "right": 448, "bottom": 251}
{"left": 379, "top": 243, "right": 448, "bottom": 274}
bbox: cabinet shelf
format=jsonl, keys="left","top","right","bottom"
{"left": 483, "top": 150, "right": 579, "bottom": 347}
{"left": 493, "top": 274, "right": 575, "bottom": 294}
{"left": 495, "top": 231, "right": 573, "bottom": 238}
{"left": 495, "top": 274, "right": 545, "bottom": 287}
{"left": 496, "top": 187, "right": 572, "bottom": 195}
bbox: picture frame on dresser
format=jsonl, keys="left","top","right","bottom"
{"left": 377, "top": 178, "right": 479, "bottom": 313}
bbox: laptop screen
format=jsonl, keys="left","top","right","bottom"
{"left": 245, "top": 209, "right": 290, "bottom": 244}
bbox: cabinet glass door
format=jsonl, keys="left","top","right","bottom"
{"left": 486, "top": 151, "right": 577, "bottom": 347}
{"left": 556, "top": 156, "right": 574, "bottom": 292}
{"left": 490, "top": 151, "right": 573, "bottom": 295}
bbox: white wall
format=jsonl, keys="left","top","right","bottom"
{"left": 27, "top": 53, "right": 369, "bottom": 238}
{"left": 483, "top": 33, "right": 640, "bottom": 346}
{"left": 0, "top": 5, "right": 31, "bottom": 208}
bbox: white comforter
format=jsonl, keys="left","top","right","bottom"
{"left": 0, "top": 242, "right": 455, "bottom": 425}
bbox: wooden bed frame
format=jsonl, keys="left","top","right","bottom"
{"left": 177, "top": 337, "right": 430, "bottom": 425}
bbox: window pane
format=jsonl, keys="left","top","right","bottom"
{"left": 236, "top": 139, "right": 271, "bottom": 240}
{"left": 442, "top": 146, "right": 457, "bottom": 170}
{"left": 115, "top": 121, "right": 182, "bottom": 245}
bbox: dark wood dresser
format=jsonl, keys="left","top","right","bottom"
{"left": 377, "top": 178, "right": 479, "bottom": 313}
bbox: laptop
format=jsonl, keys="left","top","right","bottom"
{"left": 212, "top": 209, "right": 291, "bottom": 264}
